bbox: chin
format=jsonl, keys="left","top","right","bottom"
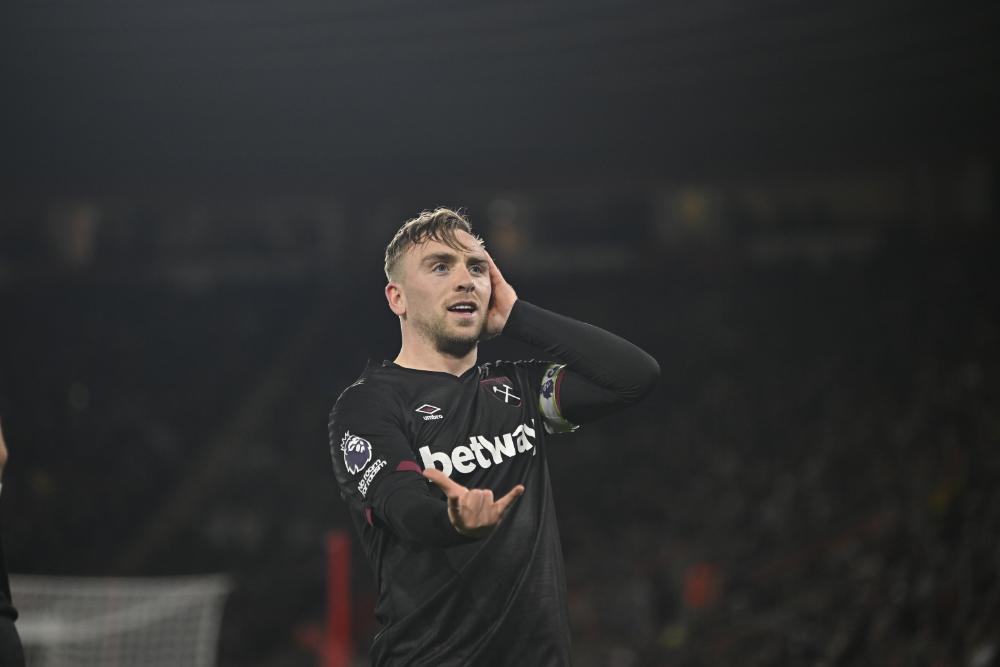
{"left": 436, "top": 335, "right": 479, "bottom": 357}
{"left": 450, "top": 329, "right": 482, "bottom": 346}
{"left": 435, "top": 325, "right": 484, "bottom": 353}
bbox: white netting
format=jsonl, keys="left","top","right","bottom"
{"left": 10, "top": 574, "right": 231, "bottom": 667}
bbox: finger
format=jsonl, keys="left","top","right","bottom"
{"left": 483, "top": 250, "right": 505, "bottom": 283}
{"left": 422, "top": 469, "right": 467, "bottom": 497}
{"left": 494, "top": 484, "right": 525, "bottom": 513}
{"left": 466, "top": 489, "right": 487, "bottom": 516}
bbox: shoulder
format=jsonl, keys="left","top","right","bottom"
{"left": 482, "top": 359, "right": 560, "bottom": 386}
{"left": 330, "top": 368, "right": 402, "bottom": 421}
{"left": 481, "top": 359, "right": 552, "bottom": 377}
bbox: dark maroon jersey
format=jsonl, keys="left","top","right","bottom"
{"left": 328, "top": 358, "right": 576, "bottom": 666}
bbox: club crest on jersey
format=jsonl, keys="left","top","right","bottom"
{"left": 480, "top": 377, "right": 521, "bottom": 407}
{"left": 341, "top": 431, "right": 372, "bottom": 474}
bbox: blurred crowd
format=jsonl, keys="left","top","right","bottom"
{"left": 556, "top": 239, "right": 1000, "bottom": 667}
{"left": 1, "top": 226, "right": 997, "bottom": 666}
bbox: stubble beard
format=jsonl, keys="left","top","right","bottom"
{"left": 413, "top": 311, "right": 483, "bottom": 358}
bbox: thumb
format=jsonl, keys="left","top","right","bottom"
{"left": 495, "top": 484, "right": 525, "bottom": 513}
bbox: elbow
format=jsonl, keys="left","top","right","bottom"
{"left": 622, "top": 353, "right": 660, "bottom": 405}
{"left": 638, "top": 354, "right": 661, "bottom": 401}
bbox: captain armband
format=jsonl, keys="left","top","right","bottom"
{"left": 539, "top": 363, "right": 579, "bottom": 434}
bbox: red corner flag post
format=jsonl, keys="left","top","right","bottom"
{"left": 324, "top": 531, "right": 352, "bottom": 667}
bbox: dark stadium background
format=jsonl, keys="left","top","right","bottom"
{"left": 2, "top": 1, "right": 999, "bottom": 665}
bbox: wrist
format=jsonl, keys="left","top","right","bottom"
{"left": 498, "top": 298, "right": 535, "bottom": 340}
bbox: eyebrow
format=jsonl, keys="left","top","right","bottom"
{"left": 421, "top": 251, "right": 487, "bottom": 266}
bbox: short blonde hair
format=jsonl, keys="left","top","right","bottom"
{"left": 384, "top": 207, "right": 482, "bottom": 281}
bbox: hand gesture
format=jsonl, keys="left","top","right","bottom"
{"left": 482, "top": 250, "right": 518, "bottom": 339}
{"left": 423, "top": 469, "right": 524, "bottom": 538}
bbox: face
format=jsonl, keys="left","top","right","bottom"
{"left": 389, "top": 230, "right": 492, "bottom": 355}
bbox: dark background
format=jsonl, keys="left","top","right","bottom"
{"left": 1, "top": 0, "right": 999, "bottom": 665}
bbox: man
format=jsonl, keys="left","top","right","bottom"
{"left": 328, "top": 208, "right": 658, "bottom": 666}
{"left": 0, "top": 421, "right": 26, "bottom": 667}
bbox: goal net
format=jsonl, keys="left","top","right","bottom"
{"left": 10, "top": 574, "right": 231, "bottom": 667}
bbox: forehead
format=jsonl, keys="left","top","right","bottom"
{"left": 408, "top": 230, "right": 485, "bottom": 262}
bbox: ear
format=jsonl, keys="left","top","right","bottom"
{"left": 385, "top": 281, "right": 406, "bottom": 317}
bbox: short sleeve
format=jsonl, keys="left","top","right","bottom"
{"left": 328, "top": 384, "right": 421, "bottom": 514}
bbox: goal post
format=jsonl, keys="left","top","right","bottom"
{"left": 11, "top": 574, "right": 231, "bottom": 667}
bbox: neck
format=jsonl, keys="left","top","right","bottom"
{"left": 394, "top": 329, "right": 478, "bottom": 377}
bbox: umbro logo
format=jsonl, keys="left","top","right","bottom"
{"left": 415, "top": 404, "right": 444, "bottom": 421}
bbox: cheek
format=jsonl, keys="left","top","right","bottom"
{"left": 410, "top": 285, "right": 437, "bottom": 311}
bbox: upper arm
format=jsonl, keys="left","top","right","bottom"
{"left": 328, "top": 386, "right": 423, "bottom": 522}
{"left": 533, "top": 362, "right": 645, "bottom": 429}
{"left": 328, "top": 385, "right": 469, "bottom": 546}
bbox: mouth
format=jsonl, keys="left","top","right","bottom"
{"left": 446, "top": 301, "right": 479, "bottom": 318}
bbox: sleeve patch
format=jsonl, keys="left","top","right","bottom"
{"left": 539, "top": 363, "right": 579, "bottom": 434}
{"left": 358, "top": 458, "right": 387, "bottom": 497}
{"left": 340, "top": 430, "right": 373, "bottom": 474}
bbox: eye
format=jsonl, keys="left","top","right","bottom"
{"left": 432, "top": 263, "right": 448, "bottom": 273}
{"left": 469, "top": 264, "right": 485, "bottom": 275}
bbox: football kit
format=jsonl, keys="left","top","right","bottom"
{"left": 329, "top": 300, "right": 658, "bottom": 666}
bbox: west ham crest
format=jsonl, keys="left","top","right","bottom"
{"left": 480, "top": 376, "right": 522, "bottom": 407}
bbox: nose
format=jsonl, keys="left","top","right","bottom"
{"left": 454, "top": 265, "right": 477, "bottom": 292}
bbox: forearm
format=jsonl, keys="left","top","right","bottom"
{"left": 373, "top": 474, "right": 474, "bottom": 548}
{"left": 503, "top": 300, "right": 660, "bottom": 405}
